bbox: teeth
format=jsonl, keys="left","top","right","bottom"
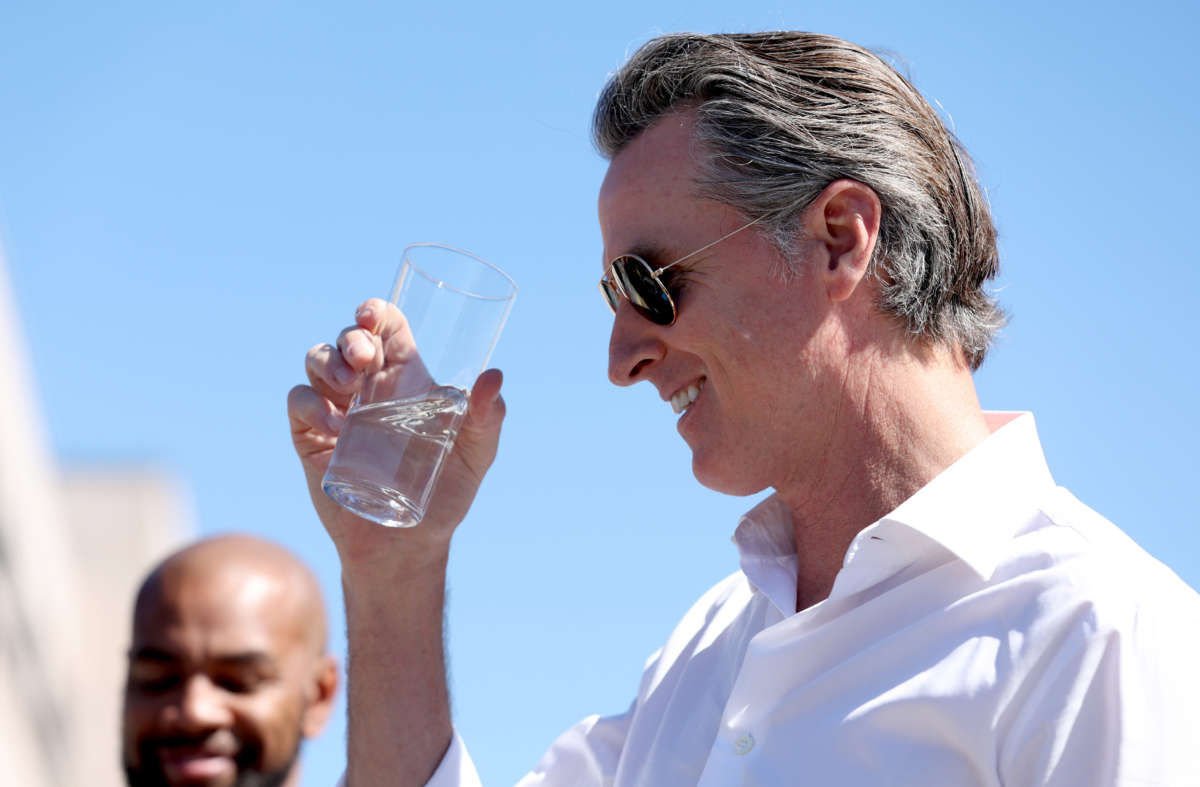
{"left": 670, "top": 379, "right": 705, "bottom": 414}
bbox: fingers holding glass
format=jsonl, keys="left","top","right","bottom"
{"left": 320, "top": 244, "right": 516, "bottom": 529}
{"left": 287, "top": 383, "right": 344, "bottom": 459}
{"left": 305, "top": 342, "right": 361, "bottom": 409}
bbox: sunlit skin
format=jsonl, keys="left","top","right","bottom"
{"left": 600, "top": 110, "right": 991, "bottom": 610}
{"left": 122, "top": 535, "right": 338, "bottom": 787}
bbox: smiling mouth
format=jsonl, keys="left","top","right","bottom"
{"left": 159, "top": 748, "right": 237, "bottom": 782}
{"left": 670, "top": 378, "right": 706, "bottom": 414}
{"left": 149, "top": 734, "right": 241, "bottom": 783}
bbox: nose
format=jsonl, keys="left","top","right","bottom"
{"left": 607, "top": 303, "right": 665, "bottom": 386}
{"left": 172, "top": 674, "right": 233, "bottom": 732}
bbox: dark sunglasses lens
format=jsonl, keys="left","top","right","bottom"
{"left": 611, "top": 257, "right": 674, "bottom": 325}
{"left": 599, "top": 279, "right": 621, "bottom": 313}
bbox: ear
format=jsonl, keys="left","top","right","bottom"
{"left": 801, "top": 179, "right": 881, "bottom": 303}
{"left": 301, "top": 654, "right": 340, "bottom": 738}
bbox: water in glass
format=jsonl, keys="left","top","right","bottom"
{"left": 322, "top": 384, "right": 469, "bottom": 527}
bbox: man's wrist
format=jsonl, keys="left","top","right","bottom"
{"left": 339, "top": 540, "right": 451, "bottom": 599}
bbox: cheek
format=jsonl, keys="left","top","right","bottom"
{"left": 123, "top": 692, "right": 163, "bottom": 728}
{"left": 236, "top": 691, "right": 306, "bottom": 764}
{"left": 121, "top": 696, "right": 163, "bottom": 760}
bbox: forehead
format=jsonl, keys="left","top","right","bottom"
{"left": 132, "top": 568, "right": 296, "bottom": 657}
{"left": 598, "top": 111, "right": 707, "bottom": 264}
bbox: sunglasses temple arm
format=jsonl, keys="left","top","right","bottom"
{"left": 652, "top": 216, "right": 764, "bottom": 276}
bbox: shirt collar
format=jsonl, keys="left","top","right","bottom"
{"left": 869, "top": 412, "right": 1054, "bottom": 580}
{"left": 733, "top": 494, "right": 800, "bottom": 617}
{"left": 732, "top": 412, "right": 1055, "bottom": 615}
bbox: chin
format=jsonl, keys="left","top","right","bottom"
{"left": 691, "top": 455, "right": 767, "bottom": 497}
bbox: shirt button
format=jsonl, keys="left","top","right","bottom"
{"left": 733, "top": 733, "right": 755, "bottom": 755}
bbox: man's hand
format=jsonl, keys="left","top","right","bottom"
{"left": 287, "top": 297, "right": 507, "bottom": 571}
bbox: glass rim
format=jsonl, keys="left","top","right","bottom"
{"left": 394, "top": 242, "right": 518, "bottom": 303}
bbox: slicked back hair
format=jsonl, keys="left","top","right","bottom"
{"left": 593, "top": 32, "right": 1005, "bottom": 369}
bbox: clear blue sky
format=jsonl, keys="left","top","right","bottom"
{"left": 2, "top": 1, "right": 1197, "bottom": 784}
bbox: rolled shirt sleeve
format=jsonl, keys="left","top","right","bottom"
{"left": 334, "top": 728, "right": 482, "bottom": 787}
{"left": 426, "top": 728, "right": 484, "bottom": 787}
{"left": 334, "top": 710, "right": 633, "bottom": 787}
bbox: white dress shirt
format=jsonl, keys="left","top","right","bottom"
{"left": 410, "top": 413, "right": 1200, "bottom": 786}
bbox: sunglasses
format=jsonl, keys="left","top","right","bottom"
{"left": 599, "top": 216, "right": 764, "bottom": 326}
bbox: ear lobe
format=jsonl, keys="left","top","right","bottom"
{"left": 301, "top": 655, "right": 340, "bottom": 738}
{"left": 806, "top": 179, "right": 881, "bottom": 303}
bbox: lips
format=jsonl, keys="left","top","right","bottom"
{"left": 162, "top": 748, "right": 236, "bottom": 782}
{"left": 152, "top": 733, "right": 240, "bottom": 785}
{"left": 159, "top": 747, "right": 237, "bottom": 782}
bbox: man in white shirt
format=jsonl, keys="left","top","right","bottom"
{"left": 287, "top": 32, "right": 1200, "bottom": 785}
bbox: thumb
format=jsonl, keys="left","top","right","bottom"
{"left": 463, "top": 368, "right": 505, "bottom": 433}
{"left": 454, "top": 369, "right": 506, "bottom": 476}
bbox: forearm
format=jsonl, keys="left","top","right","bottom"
{"left": 342, "top": 549, "right": 453, "bottom": 787}
{"left": 291, "top": 304, "right": 507, "bottom": 785}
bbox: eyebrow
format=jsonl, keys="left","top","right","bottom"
{"left": 211, "top": 652, "right": 276, "bottom": 670}
{"left": 613, "top": 242, "right": 671, "bottom": 268}
{"left": 129, "top": 646, "right": 179, "bottom": 663}
{"left": 128, "top": 647, "right": 275, "bottom": 669}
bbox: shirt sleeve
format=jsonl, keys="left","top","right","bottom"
{"left": 511, "top": 645, "right": 667, "bottom": 786}
{"left": 426, "top": 728, "right": 483, "bottom": 787}
{"left": 514, "top": 702, "right": 637, "bottom": 786}
{"left": 336, "top": 643, "right": 659, "bottom": 786}
{"left": 333, "top": 705, "right": 636, "bottom": 786}
{"left": 332, "top": 728, "right": 481, "bottom": 787}
{"left": 999, "top": 588, "right": 1200, "bottom": 786}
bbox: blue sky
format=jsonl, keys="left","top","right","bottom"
{"left": 2, "top": 1, "right": 1197, "bottom": 784}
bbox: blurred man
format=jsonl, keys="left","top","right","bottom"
{"left": 122, "top": 534, "right": 339, "bottom": 787}
{"left": 289, "top": 32, "right": 1200, "bottom": 786}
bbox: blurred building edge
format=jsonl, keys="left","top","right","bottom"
{"left": 61, "top": 467, "right": 194, "bottom": 786}
{"left": 0, "top": 247, "right": 192, "bottom": 786}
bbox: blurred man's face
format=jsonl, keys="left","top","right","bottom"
{"left": 122, "top": 568, "right": 319, "bottom": 787}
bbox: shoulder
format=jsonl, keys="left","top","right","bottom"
{"left": 636, "top": 571, "right": 765, "bottom": 696}
{"left": 989, "top": 486, "right": 1200, "bottom": 674}
{"left": 1026, "top": 486, "right": 1199, "bottom": 617}
{"left": 995, "top": 489, "right": 1200, "bottom": 782}
{"left": 666, "top": 571, "right": 760, "bottom": 653}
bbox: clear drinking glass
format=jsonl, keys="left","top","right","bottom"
{"left": 321, "top": 243, "right": 517, "bottom": 527}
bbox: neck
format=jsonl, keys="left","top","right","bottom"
{"left": 775, "top": 345, "right": 990, "bottom": 611}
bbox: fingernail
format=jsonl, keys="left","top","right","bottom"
{"left": 326, "top": 410, "right": 345, "bottom": 433}
{"left": 334, "top": 365, "right": 354, "bottom": 385}
{"left": 356, "top": 304, "right": 373, "bottom": 321}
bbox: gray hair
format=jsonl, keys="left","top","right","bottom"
{"left": 593, "top": 32, "right": 1005, "bottom": 369}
